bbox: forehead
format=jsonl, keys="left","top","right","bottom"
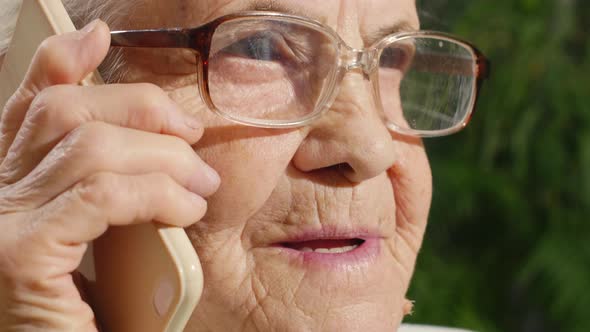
{"left": 125, "top": 0, "right": 418, "bottom": 45}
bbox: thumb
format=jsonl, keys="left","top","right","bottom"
{"left": 21, "top": 19, "right": 110, "bottom": 91}
{"left": 0, "top": 19, "right": 110, "bottom": 160}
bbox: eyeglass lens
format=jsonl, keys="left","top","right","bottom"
{"left": 207, "top": 17, "right": 477, "bottom": 133}
{"left": 208, "top": 17, "right": 338, "bottom": 124}
{"left": 378, "top": 37, "right": 476, "bottom": 133}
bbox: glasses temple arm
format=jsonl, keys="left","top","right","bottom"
{"left": 110, "top": 29, "right": 193, "bottom": 48}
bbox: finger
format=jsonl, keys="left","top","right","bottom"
{"left": 35, "top": 172, "right": 208, "bottom": 245}
{"left": 4, "top": 122, "right": 219, "bottom": 210}
{"left": 0, "top": 20, "right": 110, "bottom": 159}
{"left": 1, "top": 83, "right": 203, "bottom": 182}
{"left": 0, "top": 172, "right": 206, "bottom": 283}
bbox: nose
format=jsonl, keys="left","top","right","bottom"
{"left": 292, "top": 72, "right": 397, "bottom": 183}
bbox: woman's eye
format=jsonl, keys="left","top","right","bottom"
{"left": 379, "top": 45, "right": 414, "bottom": 71}
{"left": 221, "top": 33, "right": 285, "bottom": 62}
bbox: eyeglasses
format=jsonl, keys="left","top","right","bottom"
{"left": 110, "top": 11, "right": 490, "bottom": 137}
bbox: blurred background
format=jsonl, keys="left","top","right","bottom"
{"left": 406, "top": 0, "right": 590, "bottom": 331}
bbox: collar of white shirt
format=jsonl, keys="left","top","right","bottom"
{"left": 399, "top": 324, "right": 473, "bottom": 332}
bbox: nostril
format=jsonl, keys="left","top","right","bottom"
{"left": 318, "top": 163, "right": 354, "bottom": 175}
{"left": 311, "top": 163, "right": 353, "bottom": 174}
{"left": 336, "top": 163, "right": 354, "bottom": 174}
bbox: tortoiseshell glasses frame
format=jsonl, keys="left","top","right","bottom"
{"left": 110, "top": 11, "right": 490, "bottom": 137}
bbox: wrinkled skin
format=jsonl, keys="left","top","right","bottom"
{"left": 0, "top": 0, "right": 431, "bottom": 331}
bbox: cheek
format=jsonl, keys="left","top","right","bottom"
{"left": 396, "top": 140, "right": 432, "bottom": 224}
{"left": 167, "top": 84, "right": 305, "bottom": 234}
{"left": 190, "top": 125, "right": 304, "bottom": 234}
{"left": 389, "top": 137, "right": 432, "bottom": 273}
{"left": 184, "top": 125, "right": 306, "bottom": 328}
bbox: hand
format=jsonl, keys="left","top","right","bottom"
{"left": 0, "top": 20, "right": 219, "bottom": 331}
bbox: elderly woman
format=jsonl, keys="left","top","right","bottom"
{"left": 0, "top": 0, "right": 487, "bottom": 331}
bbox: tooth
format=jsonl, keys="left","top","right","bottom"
{"left": 301, "top": 245, "right": 361, "bottom": 254}
{"left": 348, "top": 244, "right": 359, "bottom": 251}
{"left": 329, "top": 247, "right": 345, "bottom": 253}
{"left": 336, "top": 245, "right": 354, "bottom": 253}
{"left": 334, "top": 245, "right": 359, "bottom": 253}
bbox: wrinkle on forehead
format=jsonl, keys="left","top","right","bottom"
{"left": 134, "top": 0, "right": 320, "bottom": 26}
{"left": 137, "top": 0, "right": 418, "bottom": 49}
{"left": 143, "top": 0, "right": 416, "bottom": 25}
{"left": 199, "top": 0, "right": 332, "bottom": 24}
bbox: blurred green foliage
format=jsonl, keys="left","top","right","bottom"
{"left": 406, "top": 0, "right": 590, "bottom": 331}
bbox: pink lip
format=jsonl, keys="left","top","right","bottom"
{"left": 271, "top": 227, "right": 383, "bottom": 270}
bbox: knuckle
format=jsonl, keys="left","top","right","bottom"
{"left": 137, "top": 83, "right": 170, "bottom": 107}
{"left": 158, "top": 174, "right": 184, "bottom": 202}
{"left": 144, "top": 173, "right": 178, "bottom": 202}
{"left": 135, "top": 82, "right": 166, "bottom": 98}
{"left": 37, "top": 35, "right": 62, "bottom": 64}
{"left": 135, "top": 83, "right": 169, "bottom": 108}
{"left": 29, "top": 85, "right": 56, "bottom": 112}
{"left": 60, "top": 122, "right": 111, "bottom": 167}
{"left": 166, "top": 135, "right": 197, "bottom": 164}
{"left": 29, "top": 85, "right": 79, "bottom": 129}
{"left": 148, "top": 172, "right": 174, "bottom": 187}
{"left": 130, "top": 83, "right": 171, "bottom": 122}
{"left": 35, "top": 35, "right": 76, "bottom": 84}
{"left": 75, "top": 121, "right": 110, "bottom": 144}
{"left": 69, "top": 121, "right": 110, "bottom": 148}
{"left": 175, "top": 130, "right": 200, "bottom": 153}
{"left": 167, "top": 134, "right": 192, "bottom": 151}
{"left": 74, "top": 172, "right": 118, "bottom": 208}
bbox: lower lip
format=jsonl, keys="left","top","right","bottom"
{"left": 274, "top": 238, "right": 381, "bottom": 269}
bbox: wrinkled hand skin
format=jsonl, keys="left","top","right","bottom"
{"left": 0, "top": 20, "right": 218, "bottom": 331}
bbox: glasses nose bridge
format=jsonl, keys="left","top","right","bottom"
{"left": 340, "top": 46, "right": 376, "bottom": 77}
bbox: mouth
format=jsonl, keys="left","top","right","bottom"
{"left": 280, "top": 238, "right": 366, "bottom": 254}
{"left": 270, "top": 231, "right": 380, "bottom": 269}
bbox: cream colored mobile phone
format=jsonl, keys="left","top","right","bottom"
{"left": 0, "top": 1, "right": 203, "bottom": 331}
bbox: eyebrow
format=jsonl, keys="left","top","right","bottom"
{"left": 366, "top": 22, "right": 418, "bottom": 45}
{"left": 243, "top": 1, "right": 417, "bottom": 46}
{"left": 244, "top": 1, "right": 327, "bottom": 23}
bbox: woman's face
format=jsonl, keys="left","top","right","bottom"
{"left": 114, "top": 0, "right": 431, "bottom": 330}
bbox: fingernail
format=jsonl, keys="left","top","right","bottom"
{"left": 166, "top": 102, "right": 203, "bottom": 135}
{"left": 189, "top": 164, "right": 220, "bottom": 197}
{"left": 203, "top": 164, "right": 221, "bottom": 193}
{"left": 80, "top": 19, "right": 100, "bottom": 35}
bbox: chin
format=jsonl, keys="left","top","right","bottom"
{"left": 187, "top": 236, "right": 407, "bottom": 332}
